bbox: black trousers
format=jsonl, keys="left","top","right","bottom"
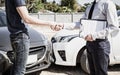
{"left": 86, "top": 39, "right": 110, "bottom": 75}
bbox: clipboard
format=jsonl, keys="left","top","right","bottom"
{"left": 79, "top": 19, "right": 107, "bottom": 38}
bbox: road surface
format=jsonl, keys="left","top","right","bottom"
{"left": 40, "top": 64, "right": 120, "bottom": 75}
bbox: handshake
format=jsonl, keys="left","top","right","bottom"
{"left": 50, "top": 23, "right": 64, "bottom": 31}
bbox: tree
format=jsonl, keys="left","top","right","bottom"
{"left": 61, "top": 0, "right": 77, "bottom": 11}
{"left": 44, "top": 2, "right": 60, "bottom": 12}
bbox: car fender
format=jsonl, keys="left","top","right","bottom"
{"left": 53, "top": 36, "right": 86, "bottom": 66}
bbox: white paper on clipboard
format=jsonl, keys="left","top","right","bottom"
{"left": 80, "top": 19, "right": 107, "bottom": 38}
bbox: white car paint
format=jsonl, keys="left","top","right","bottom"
{"left": 52, "top": 20, "right": 120, "bottom": 66}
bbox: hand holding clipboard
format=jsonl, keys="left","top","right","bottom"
{"left": 79, "top": 19, "right": 107, "bottom": 39}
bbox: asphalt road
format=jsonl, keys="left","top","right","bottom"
{"left": 31, "top": 64, "right": 120, "bottom": 75}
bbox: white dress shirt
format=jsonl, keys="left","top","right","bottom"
{"left": 64, "top": 0, "right": 119, "bottom": 40}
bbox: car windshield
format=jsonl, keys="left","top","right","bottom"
{"left": 0, "top": 10, "right": 7, "bottom": 27}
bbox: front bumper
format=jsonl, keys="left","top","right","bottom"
{"left": 52, "top": 35, "right": 80, "bottom": 66}
{"left": 25, "top": 42, "right": 52, "bottom": 74}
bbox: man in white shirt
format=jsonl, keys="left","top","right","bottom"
{"left": 53, "top": 0, "right": 119, "bottom": 75}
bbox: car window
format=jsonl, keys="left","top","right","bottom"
{"left": 0, "top": 11, "right": 7, "bottom": 27}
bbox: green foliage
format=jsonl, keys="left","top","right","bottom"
{"left": 80, "top": 3, "right": 91, "bottom": 12}
{"left": 1, "top": 0, "right": 119, "bottom": 13}
{"left": 44, "top": 3, "right": 59, "bottom": 12}
{"left": 44, "top": 3, "right": 72, "bottom": 13}
{"left": 27, "top": 0, "right": 44, "bottom": 13}
{"left": 41, "top": 0, "right": 47, "bottom": 3}
{"left": 57, "top": 6, "right": 72, "bottom": 13}
{"left": 61, "top": 0, "right": 77, "bottom": 11}
{"left": 79, "top": 6, "right": 86, "bottom": 12}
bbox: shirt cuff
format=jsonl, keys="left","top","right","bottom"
{"left": 91, "top": 33, "right": 97, "bottom": 40}
{"left": 63, "top": 23, "right": 75, "bottom": 30}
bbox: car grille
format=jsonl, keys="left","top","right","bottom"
{"left": 29, "top": 46, "right": 46, "bottom": 58}
{"left": 26, "top": 46, "right": 51, "bottom": 74}
{"left": 27, "top": 46, "right": 46, "bottom": 65}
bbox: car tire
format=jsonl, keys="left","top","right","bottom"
{"left": 80, "top": 49, "right": 90, "bottom": 74}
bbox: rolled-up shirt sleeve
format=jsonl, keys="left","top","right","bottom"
{"left": 92, "top": 1, "right": 119, "bottom": 40}
{"left": 14, "top": 0, "right": 26, "bottom": 7}
{"left": 106, "top": 1, "right": 119, "bottom": 36}
{"left": 63, "top": 22, "right": 80, "bottom": 30}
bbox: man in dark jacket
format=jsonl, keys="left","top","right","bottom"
{"left": 5, "top": 0, "right": 62, "bottom": 75}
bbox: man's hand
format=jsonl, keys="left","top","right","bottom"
{"left": 85, "top": 34, "right": 94, "bottom": 41}
{"left": 50, "top": 23, "right": 64, "bottom": 31}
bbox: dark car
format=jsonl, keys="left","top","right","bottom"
{"left": 0, "top": 9, "right": 52, "bottom": 75}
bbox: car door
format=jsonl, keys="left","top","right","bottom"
{"left": 111, "top": 17, "right": 120, "bottom": 61}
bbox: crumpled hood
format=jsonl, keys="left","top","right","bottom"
{"left": 0, "top": 27, "right": 48, "bottom": 51}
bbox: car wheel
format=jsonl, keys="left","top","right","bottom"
{"left": 80, "top": 49, "right": 90, "bottom": 74}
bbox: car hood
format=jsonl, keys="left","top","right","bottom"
{"left": 0, "top": 27, "right": 48, "bottom": 51}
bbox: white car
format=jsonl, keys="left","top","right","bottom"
{"left": 51, "top": 11, "right": 120, "bottom": 73}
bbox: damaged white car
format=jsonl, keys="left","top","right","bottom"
{"left": 51, "top": 11, "right": 120, "bottom": 73}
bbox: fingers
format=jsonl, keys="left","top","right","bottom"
{"left": 85, "top": 34, "right": 93, "bottom": 41}
{"left": 50, "top": 23, "right": 64, "bottom": 31}
{"left": 54, "top": 25, "right": 62, "bottom": 31}
{"left": 50, "top": 25, "right": 54, "bottom": 30}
